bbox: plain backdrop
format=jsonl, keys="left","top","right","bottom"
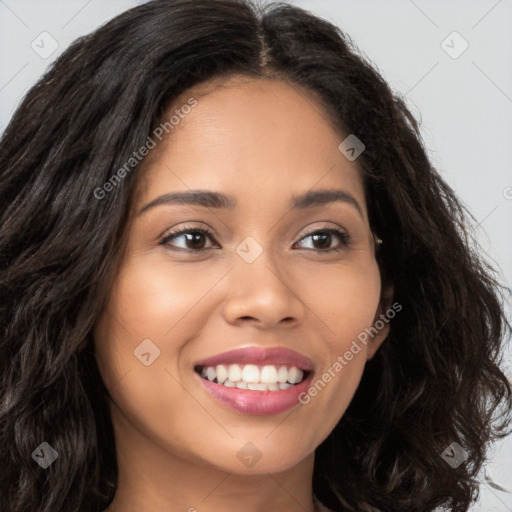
{"left": 1, "top": 0, "right": 511, "bottom": 510}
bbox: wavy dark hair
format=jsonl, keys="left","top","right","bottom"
{"left": 1, "top": 0, "right": 510, "bottom": 511}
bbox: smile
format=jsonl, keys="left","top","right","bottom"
{"left": 194, "top": 346, "right": 314, "bottom": 415}
{"left": 195, "top": 363, "right": 308, "bottom": 390}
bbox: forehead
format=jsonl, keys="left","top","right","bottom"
{"left": 135, "top": 76, "right": 366, "bottom": 217}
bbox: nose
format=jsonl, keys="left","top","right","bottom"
{"left": 222, "top": 251, "right": 306, "bottom": 329}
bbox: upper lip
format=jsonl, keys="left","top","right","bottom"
{"left": 195, "top": 346, "right": 314, "bottom": 372}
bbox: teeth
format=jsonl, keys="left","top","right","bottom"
{"left": 256, "top": 383, "right": 272, "bottom": 391}
{"left": 277, "top": 366, "right": 288, "bottom": 383}
{"left": 288, "top": 367, "right": 304, "bottom": 384}
{"left": 260, "top": 365, "right": 278, "bottom": 384}
{"left": 241, "top": 364, "right": 260, "bottom": 384}
{"left": 228, "top": 364, "right": 242, "bottom": 382}
{"left": 216, "top": 365, "right": 228, "bottom": 384}
{"left": 198, "top": 363, "right": 306, "bottom": 389}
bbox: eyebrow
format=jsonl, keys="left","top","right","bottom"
{"left": 137, "top": 189, "right": 363, "bottom": 218}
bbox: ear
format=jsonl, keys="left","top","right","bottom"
{"left": 366, "top": 285, "right": 394, "bottom": 361}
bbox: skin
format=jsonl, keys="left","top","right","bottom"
{"left": 95, "top": 75, "right": 390, "bottom": 512}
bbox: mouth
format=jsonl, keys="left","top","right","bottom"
{"left": 194, "top": 363, "right": 310, "bottom": 391}
{"left": 193, "top": 346, "right": 314, "bottom": 415}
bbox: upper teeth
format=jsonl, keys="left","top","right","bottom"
{"left": 200, "top": 364, "right": 305, "bottom": 386}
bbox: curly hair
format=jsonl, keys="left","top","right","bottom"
{"left": 1, "top": 1, "right": 510, "bottom": 511}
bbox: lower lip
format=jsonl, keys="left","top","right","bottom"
{"left": 196, "top": 373, "right": 313, "bottom": 415}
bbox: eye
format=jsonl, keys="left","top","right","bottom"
{"left": 159, "top": 225, "right": 219, "bottom": 252}
{"left": 159, "top": 224, "right": 350, "bottom": 254}
{"left": 294, "top": 226, "right": 350, "bottom": 253}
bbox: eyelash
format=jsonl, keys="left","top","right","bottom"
{"left": 159, "top": 224, "right": 350, "bottom": 254}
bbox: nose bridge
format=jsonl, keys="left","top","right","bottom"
{"left": 222, "top": 233, "right": 305, "bottom": 326}
{"left": 235, "top": 234, "right": 290, "bottom": 296}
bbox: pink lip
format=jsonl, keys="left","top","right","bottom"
{"left": 195, "top": 373, "right": 314, "bottom": 415}
{"left": 195, "top": 346, "right": 314, "bottom": 371}
{"left": 194, "top": 346, "right": 314, "bottom": 415}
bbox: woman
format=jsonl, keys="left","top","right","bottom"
{"left": 0, "top": 1, "right": 510, "bottom": 511}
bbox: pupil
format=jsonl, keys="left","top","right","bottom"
{"left": 313, "top": 233, "right": 331, "bottom": 249}
{"left": 187, "top": 233, "right": 205, "bottom": 249}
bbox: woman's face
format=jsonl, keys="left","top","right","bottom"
{"left": 93, "top": 76, "right": 389, "bottom": 475}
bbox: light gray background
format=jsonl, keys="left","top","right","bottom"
{"left": 1, "top": 0, "right": 511, "bottom": 510}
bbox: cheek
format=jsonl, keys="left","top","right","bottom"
{"left": 92, "top": 254, "right": 230, "bottom": 407}
{"left": 298, "top": 256, "right": 382, "bottom": 342}
{"left": 95, "top": 256, "right": 227, "bottom": 355}
{"left": 293, "top": 258, "right": 381, "bottom": 436}
{"left": 92, "top": 258, "right": 226, "bottom": 460}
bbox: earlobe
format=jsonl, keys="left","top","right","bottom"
{"left": 372, "top": 231, "right": 383, "bottom": 248}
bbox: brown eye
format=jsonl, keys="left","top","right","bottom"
{"left": 160, "top": 226, "right": 219, "bottom": 252}
{"left": 294, "top": 227, "right": 350, "bottom": 253}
